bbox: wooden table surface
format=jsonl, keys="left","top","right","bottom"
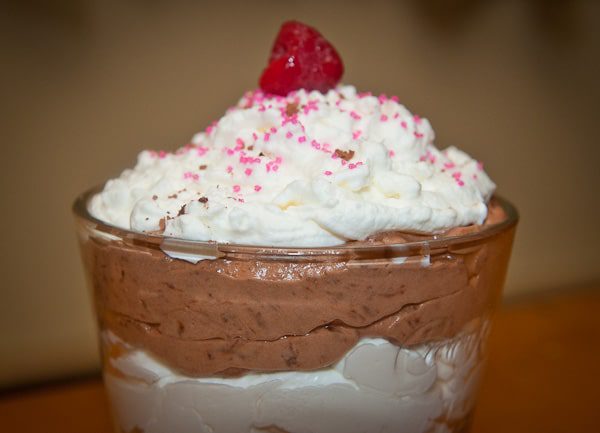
{"left": 1, "top": 288, "right": 599, "bottom": 432}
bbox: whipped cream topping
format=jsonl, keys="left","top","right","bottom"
{"left": 90, "top": 86, "right": 495, "bottom": 246}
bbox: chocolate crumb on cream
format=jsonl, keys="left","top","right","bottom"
{"left": 334, "top": 148, "right": 355, "bottom": 161}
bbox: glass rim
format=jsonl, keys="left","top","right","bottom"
{"left": 73, "top": 184, "right": 518, "bottom": 259}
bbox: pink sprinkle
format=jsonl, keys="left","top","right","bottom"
{"left": 414, "top": 131, "right": 424, "bottom": 138}
{"left": 205, "top": 121, "right": 217, "bottom": 134}
{"left": 477, "top": 161, "right": 484, "bottom": 171}
{"left": 235, "top": 138, "right": 245, "bottom": 150}
{"left": 311, "top": 139, "right": 321, "bottom": 150}
{"left": 348, "top": 163, "right": 356, "bottom": 169}
{"left": 286, "top": 131, "right": 293, "bottom": 139}
{"left": 158, "top": 150, "right": 167, "bottom": 159}
{"left": 457, "top": 180, "right": 465, "bottom": 187}
{"left": 270, "top": 127, "right": 277, "bottom": 133}
{"left": 390, "top": 95, "right": 399, "bottom": 103}
{"left": 239, "top": 155, "right": 261, "bottom": 165}
{"left": 413, "top": 114, "right": 422, "bottom": 124}
{"left": 380, "top": 114, "right": 388, "bottom": 122}
{"left": 197, "top": 146, "right": 209, "bottom": 156}
{"left": 324, "top": 170, "right": 333, "bottom": 176}
{"left": 452, "top": 171, "right": 462, "bottom": 179}
{"left": 226, "top": 165, "right": 233, "bottom": 174}
{"left": 252, "top": 132, "right": 258, "bottom": 141}
{"left": 263, "top": 132, "right": 270, "bottom": 142}
{"left": 378, "top": 94, "right": 388, "bottom": 104}
{"left": 350, "top": 111, "right": 362, "bottom": 120}
{"left": 302, "top": 100, "right": 319, "bottom": 114}
{"left": 272, "top": 164, "right": 279, "bottom": 172}
{"left": 400, "top": 121, "right": 408, "bottom": 129}
{"left": 389, "top": 150, "right": 395, "bottom": 157}
{"left": 352, "top": 130, "right": 362, "bottom": 140}
{"left": 244, "top": 168, "right": 253, "bottom": 176}
{"left": 233, "top": 185, "right": 241, "bottom": 193}
{"left": 226, "top": 148, "right": 235, "bottom": 156}
{"left": 341, "top": 160, "right": 348, "bottom": 166}
{"left": 444, "top": 162, "right": 456, "bottom": 169}
{"left": 254, "top": 185, "right": 262, "bottom": 192}
{"left": 298, "top": 136, "right": 307, "bottom": 143}
{"left": 183, "top": 171, "right": 199, "bottom": 181}
{"left": 393, "top": 113, "right": 400, "bottom": 119}
{"left": 472, "top": 174, "right": 478, "bottom": 180}
{"left": 275, "top": 156, "right": 283, "bottom": 164}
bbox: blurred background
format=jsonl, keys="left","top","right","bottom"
{"left": 1, "top": 0, "right": 598, "bottom": 389}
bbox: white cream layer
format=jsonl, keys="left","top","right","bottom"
{"left": 104, "top": 330, "right": 485, "bottom": 433}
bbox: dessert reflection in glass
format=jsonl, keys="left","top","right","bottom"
{"left": 74, "top": 21, "right": 517, "bottom": 433}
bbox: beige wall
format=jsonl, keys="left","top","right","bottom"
{"left": 1, "top": 0, "right": 599, "bottom": 388}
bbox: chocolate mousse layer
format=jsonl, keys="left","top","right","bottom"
{"left": 79, "top": 199, "right": 515, "bottom": 377}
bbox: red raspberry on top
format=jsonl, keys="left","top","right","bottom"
{"left": 259, "top": 21, "right": 344, "bottom": 96}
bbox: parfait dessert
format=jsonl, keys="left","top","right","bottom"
{"left": 74, "top": 21, "right": 517, "bottom": 433}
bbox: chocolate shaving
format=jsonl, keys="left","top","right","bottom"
{"left": 285, "top": 102, "right": 299, "bottom": 116}
{"left": 259, "top": 152, "right": 265, "bottom": 157}
{"left": 247, "top": 145, "right": 254, "bottom": 151}
{"left": 177, "top": 204, "right": 186, "bottom": 216}
{"left": 198, "top": 165, "right": 207, "bottom": 170}
{"left": 152, "top": 195, "right": 158, "bottom": 201}
{"left": 334, "top": 149, "right": 355, "bottom": 161}
{"left": 168, "top": 194, "right": 178, "bottom": 199}
{"left": 198, "top": 197, "right": 208, "bottom": 203}
{"left": 158, "top": 218, "right": 166, "bottom": 232}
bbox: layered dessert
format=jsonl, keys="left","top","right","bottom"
{"left": 75, "top": 21, "right": 517, "bottom": 433}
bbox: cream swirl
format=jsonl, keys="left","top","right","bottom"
{"left": 89, "top": 85, "right": 495, "bottom": 246}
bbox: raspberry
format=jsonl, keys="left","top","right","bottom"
{"left": 259, "top": 21, "right": 344, "bottom": 96}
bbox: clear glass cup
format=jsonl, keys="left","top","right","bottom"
{"left": 74, "top": 186, "right": 517, "bottom": 433}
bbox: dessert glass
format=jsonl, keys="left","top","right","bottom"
{"left": 74, "top": 186, "right": 517, "bottom": 433}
